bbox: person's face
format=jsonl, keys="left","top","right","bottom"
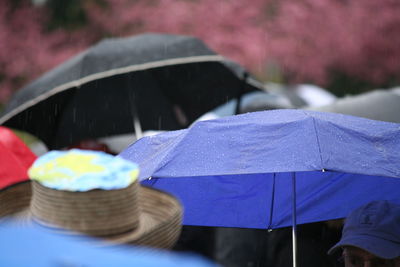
{"left": 342, "top": 246, "right": 400, "bottom": 267}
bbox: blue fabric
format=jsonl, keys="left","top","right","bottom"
{"left": 143, "top": 173, "right": 275, "bottom": 228}
{"left": 120, "top": 109, "right": 400, "bottom": 229}
{"left": 0, "top": 221, "right": 218, "bottom": 267}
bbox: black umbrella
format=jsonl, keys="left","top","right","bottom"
{"left": 0, "top": 33, "right": 262, "bottom": 149}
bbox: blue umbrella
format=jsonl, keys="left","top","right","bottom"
{"left": 0, "top": 220, "right": 218, "bottom": 267}
{"left": 120, "top": 109, "right": 400, "bottom": 265}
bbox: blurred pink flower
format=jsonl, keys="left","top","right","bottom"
{"left": 1, "top": 0, "right": 400, "bottom": 105}
{"left": 0, "top": 1, "right": 89, "bottom": 104}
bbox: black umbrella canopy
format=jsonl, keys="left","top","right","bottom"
{"left": 0, "top": 33, "right": 262, "bottom": 149}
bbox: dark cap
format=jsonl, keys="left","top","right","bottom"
{"left": 328, "top": 200, "right": 400, "bottom": 259}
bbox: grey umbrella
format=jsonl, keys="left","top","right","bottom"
{"left": 305, "top": 87, "right": 400, "bottom": 123}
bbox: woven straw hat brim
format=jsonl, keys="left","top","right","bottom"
{"left": 107, "top": 186, "right": 182, "bottom": 249}
{"left": 0, "top": 181, "right": 31, "bottom": 218}
{"left": 14, "top": 185, "right": 182, "bottom": 249}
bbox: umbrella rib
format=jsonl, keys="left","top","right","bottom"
{"left": 303, "top": 110, "right": 325, "bottom": 170}
{"left": 267, "top": 173, "right": 276, "bottom": 230}
{"left": 311, "top": 117, "right": 324, "bottom": 169}
{"left": 139, "top": 130, "right": 189, "bottom": 179}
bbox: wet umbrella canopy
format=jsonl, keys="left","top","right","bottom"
{"left": 0, "top": 220, "right": 218, "bottom": 267}
{"left": 0, "top": 33, "right": 261, "bottom": 149}
{"left": 120, "top": 109, "right": 400, "bottom": 229}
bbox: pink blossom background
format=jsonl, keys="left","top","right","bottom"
{"left": 1, "top": 0, "right": 399, "bottom": 104}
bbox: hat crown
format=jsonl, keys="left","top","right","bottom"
{"left": 328, "top": 200, "right": 400, "bottom": 259}
{"left": 30, "top": 180, "right": 140, "bottom": 236}
{"left": 28, "top": 149, "right": 138, "bottom": 192}
{"left": 344, "top": 200, "right": 400, "bottom": 243}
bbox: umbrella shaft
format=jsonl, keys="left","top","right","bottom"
{"left": 292, "top": 173, "right": 297, "bottom": 267}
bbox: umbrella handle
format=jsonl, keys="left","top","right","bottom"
{"left": 234, "top": 72, "right": 249, "bottom": 115}
{"left": 126, "top": 77, "right": 143, "bottom": 139}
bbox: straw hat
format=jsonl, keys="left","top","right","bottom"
{"left": 17, "top": 149, "right": 182, "bottom": 249}
{"left": 0, "top": 181, "right": 31, "bottom": 218}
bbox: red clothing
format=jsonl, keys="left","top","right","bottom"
{"left": 0, "top": 126, "right": 37, "bottom": 189}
